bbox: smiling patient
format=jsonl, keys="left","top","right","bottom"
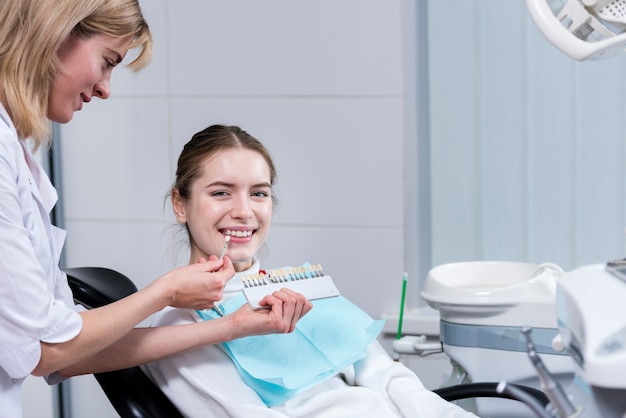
{"left": 143, "top": 124, "right": 478, "bottom": 418}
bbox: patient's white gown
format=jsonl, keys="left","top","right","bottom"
{"left": 143, "top": 261, "right": 478, "bottom": 418}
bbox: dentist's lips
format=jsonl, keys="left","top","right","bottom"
{"left": 77, "top": 95, "right": 89, "bottom": 111}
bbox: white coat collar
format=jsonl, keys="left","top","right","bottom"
{"left": 0, "top": 103, "right": 58, "bottom": 214}
{"left": 20, "top": 141, "right": 58, "bottom": 214}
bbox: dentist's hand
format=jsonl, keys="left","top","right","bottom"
{"left": 230, "top": 288, "right": 313, "bottom": 337}
{"left": 155, "top": 256, "right": 235, "bottom": 310}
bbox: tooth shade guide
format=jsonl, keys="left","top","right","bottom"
{"left": 241, "top": 263, "right": 340, "bottom": 309}
{"left": 242, "top": 273, "right": 267, "bottom": 288}
{"left": 241, "top": 264, "right": 325, "bottom": 287}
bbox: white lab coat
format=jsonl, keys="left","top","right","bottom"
{"left": 0, "top": 104, "right": 83, "bottom": 417}
{"left": 144, "top": 261, "right": 477, "bottom": 418}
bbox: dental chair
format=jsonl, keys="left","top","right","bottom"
{"left": 66, "top": 266, "right": 549, "bottom": 418}
{"left": 64, "top": 267, "right": 184, "bottom": 418}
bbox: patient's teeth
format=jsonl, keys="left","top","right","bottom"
{"left": 224, "top": 230, "right": 253, "bottom": 237}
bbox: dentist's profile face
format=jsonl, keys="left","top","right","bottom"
{"left": 48, "top": 33, "right": 132, "bottom": 123}
{"left": 174, "top": 148, "right": 273, "bottom": 272}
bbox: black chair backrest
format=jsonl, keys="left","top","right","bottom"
{"left": 65, "top": 267, "right": 184, "bottom": 418}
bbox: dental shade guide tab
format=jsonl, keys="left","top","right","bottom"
{"left": 242, "top": 264, "right": 340, "bottom": 309}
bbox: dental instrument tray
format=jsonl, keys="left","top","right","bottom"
{"left": 241, "top": 264, "right": 340, "bottom": 309}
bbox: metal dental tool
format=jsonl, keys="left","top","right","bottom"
{"left": 219, "top": 235, "right": 231, "bottom": 260}
{"left": 496, "top": 381, "right": 553, "bottom": 418}
{"left": 212, "top": 235, "right": 231, "bottom": 317}
{"left": 522, "top": 327, "right": 580, "bottom": 418}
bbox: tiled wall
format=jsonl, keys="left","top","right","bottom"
{"left": 51, "top": 1, "right": 420, "bottom": 417}
{"left": 60, "top": 0, "right": 406, "bottom": 321}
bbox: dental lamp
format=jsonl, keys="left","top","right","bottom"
{"left": 526, "top": 0, "right": 626, "bottom": 60}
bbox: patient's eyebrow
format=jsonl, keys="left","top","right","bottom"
{"left": 204, "top": 181, "right": 271, "bottom": 189}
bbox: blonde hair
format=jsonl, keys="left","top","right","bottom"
{"left": 0, "top": 0, "right": 152, "bottom": 148}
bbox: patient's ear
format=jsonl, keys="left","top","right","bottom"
{"left": 171, "top": 189, "right": 187, "bottom": 224}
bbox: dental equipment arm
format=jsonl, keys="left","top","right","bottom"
{"left": 526, "top": 0, "right": 626, "bottom": 60}
{"left": 496, "top": 381, "right": 553, "bottom": 418}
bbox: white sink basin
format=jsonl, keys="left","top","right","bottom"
{"left": 421, "top": 261, "right": 563, "bottom": 327}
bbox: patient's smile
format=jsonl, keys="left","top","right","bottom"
{"left": 224, "top": 230, "right": 254, "bottom": 238}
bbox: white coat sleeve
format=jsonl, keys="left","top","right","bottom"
{"left": 353, "top": 341, "right": 479, "bottom": 418}
{"left": 0, "top": 120, "right": 82, "bottom": 379}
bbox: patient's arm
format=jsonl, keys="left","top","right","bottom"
{"left": 353, "top": 341, "right": 478, "bottom": 418}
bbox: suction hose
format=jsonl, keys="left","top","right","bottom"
{"left": 433, "top": 382, "right": 551, "bottom": 418}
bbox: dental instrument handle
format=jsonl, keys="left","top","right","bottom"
{"left": 496, "top": 381, "right": 553, "bottom": 418}
{"left": 211, "top": 236, "right": 231, "bottom": 317}
{"left": 521, "top": 327, "right": 577, "bottom": 418}
{"left": 396, "top": 273, "right": 407, "bottom": 339}
{"left": 219, "top": 235, "right": 231, "bottom": 259}
{"left": 393, "top": 273, "right": 408, "bottom": 361}
{"left": 212, "top": 304, "right": 224, "bottom": 317}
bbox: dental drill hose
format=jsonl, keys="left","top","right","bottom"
{"left": 434, "top": 381, "right": 549, "bottom": 406}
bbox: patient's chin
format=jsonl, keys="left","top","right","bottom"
{"left": 232, "top": 258, "right": 254, "bottom": 272}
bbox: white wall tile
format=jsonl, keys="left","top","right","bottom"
{"left": 264, "top": 225, "right": 404, "bottom": 318}
{"left": 59, "top": 98, "right": 172, "bottom": 222}
{"left": 166, "top": 0, "right": 402, "bottom": 96}
{"left": 63, "top": 220, "right": 174, "bottom": 292}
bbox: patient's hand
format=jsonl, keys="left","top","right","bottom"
{"left": 231, "top": 288, "right": 313, "bottom": 337}
{"left": 155, "top": 256, "right": 235, "bottom": 310}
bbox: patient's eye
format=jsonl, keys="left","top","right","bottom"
{"left": 211, "top": 190, "right": 230, "bottom": 197}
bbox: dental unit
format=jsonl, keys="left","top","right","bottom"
{"left": 394, "top": 261, "right": 573, "bottom": 417}
{"left": 395, "top": 258, "right": 626, "bottom": 417}
{"left": 391, "top": 2, "right": 626, "bottom": 416}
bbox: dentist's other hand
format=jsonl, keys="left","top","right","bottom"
{"left": 230, "top": 288, "right": 313, "bottom": 337}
